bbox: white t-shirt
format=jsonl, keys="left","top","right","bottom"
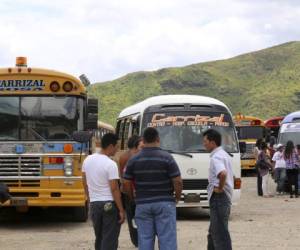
{"left": 272, "top": 151, "right": 286, "bottom": 169}
{"left": 208, "top": 147, "right": 234, "bottom": 202}
{"left": 82, "top": 153, "right": 119, "bottom": 202}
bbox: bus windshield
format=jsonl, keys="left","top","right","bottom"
{"left": 0, "top": 96, "right": 84, "bottom": 141}
{"left": 278, "top": 123, "right": 300, "bottom": 145}
{"left": 236, "top": 126, "right": 264, "bottom": 140}
{"left": 143, "top": 111, "right": 238, "bottom": 153}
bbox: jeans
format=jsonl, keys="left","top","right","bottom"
{"left": 286, "top": 169, "right": 299, "bottom": 196}
{"left": 135, "top": 201, "right": 177, "bottom": 250}
{"left": 208, "top": 193, "right": 232, "bottom": 250}
{"left": 275, "top": 168, "right": 286, "bottom": 192}
{"left": 90, "top": 201, "right": 121, "bottom": 250}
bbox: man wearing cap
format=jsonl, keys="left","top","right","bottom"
{"left": 272, "top": 144, "right": 286, "bottom": 194}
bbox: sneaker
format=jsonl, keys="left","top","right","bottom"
{"left": 263, "top": 195, "right": 272, "bottom": 198}
{"left": 132, "top": 219, "right": 137, "bottom": 229}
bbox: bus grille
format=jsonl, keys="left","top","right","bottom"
{"left": 0, "top": 156, "right": 41, "bottom": 187}
{"left": 183, "top": 179, "right": 208, "bottom": 190}
{"left": 241, "top": 144, "right": 255, "bottom": 159}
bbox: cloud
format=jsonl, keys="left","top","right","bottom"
{"left": 0, "top": 0, "right": 300, "bottom": 82}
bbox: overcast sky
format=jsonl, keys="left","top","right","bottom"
{"left": 0, "top": 0, "right": 300, "bottom": 83}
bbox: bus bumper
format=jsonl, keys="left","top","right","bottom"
{"left": 241, "top": 159, "right": 256, "bottom": 170}
{"left": 2, "top": 188, "right": 86, "bottom": 207}
{"left": 176, "top": 189, "right": 241, "bottom": 208}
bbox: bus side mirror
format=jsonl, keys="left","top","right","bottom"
{"left": 72, "top": 131, "right": 93, "bottom": 143}
{"left": 85, "top": 98, "right": 98, "bottom": 130}
{"left": 239, "top": 142, "right": 246, "bottom": 154}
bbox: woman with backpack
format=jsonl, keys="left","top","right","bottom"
{"left": 257, "top": 142, "right": 274, "bottom": 198}
{"left": 284, "top": 141, "right": 299, "bottom": 198}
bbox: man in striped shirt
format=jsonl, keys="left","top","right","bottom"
{"left": 123, "top": 127, "right": 182, "bottom": 250}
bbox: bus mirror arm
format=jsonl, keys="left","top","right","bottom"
{"left": 72, "top": 131, "right": 93, "bottom": 162}
{"left": 225, "top": 151, "right": 234, "bottom": 157}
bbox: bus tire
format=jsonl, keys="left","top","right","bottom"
{"left": 73, "top": 203, "right": 88, "bottom": 222}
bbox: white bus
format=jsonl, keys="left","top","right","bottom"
{"left": 278, "top": 111, "right": 300, "bottom": 145}
{"left": 116, "top": 95, "right": 241, "bottom": 208}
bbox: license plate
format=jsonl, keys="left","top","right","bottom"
{"left": 10, "top": 197, "right": 28, "bottom": 206}
{"left": 184, "top": 194, "right": 200, "bottom": 203}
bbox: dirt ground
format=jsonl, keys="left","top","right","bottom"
{"left": 0, "top": 177, "right": 300, "bottom": 250}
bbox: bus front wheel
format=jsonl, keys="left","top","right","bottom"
{"left": 73, "top": 203, "right": 88, "bottom": 222}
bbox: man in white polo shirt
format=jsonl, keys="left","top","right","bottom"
{"left": 82, "top": 133, "right": 125, "bottom": 250}
{"left": 203, "top": 129, "right": 233, "bottom": 250}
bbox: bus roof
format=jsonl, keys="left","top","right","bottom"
{"left": 233, "top": 114, "right": 264, "bottom": 126}
{"left": 118, "top": 95, "right": 230, "bottom": 118}
{"left": 0, "top": 59, "right": 86, "bottom": 95}
{"left": 264, "top": 116, "right": 284, "bottom": 128}
{"left": 282, "top": 111, "right": 300, "bottom": 124}
{"left": 0, "top": 67, "right": 81, "bottom": 84}
{"left": 97, "top": 121, "right": 115, "bottom": 132}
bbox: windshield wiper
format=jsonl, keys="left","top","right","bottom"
{"left": 30, "top": 128, "right": 48, "bottom": 142}
{"left": 164, "top": 150, "right": 193, "bottom": 158}
{"left": 189, "top": 149, "right": 207, "bottom": 153}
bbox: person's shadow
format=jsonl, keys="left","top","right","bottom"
{"left": 0, "top": 207, "right": 87, "bottom": 229}
{"left": 177, "top": 207, "right": 210, "bottom": 221}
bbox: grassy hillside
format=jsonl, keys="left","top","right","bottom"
{"left": 88, "top": 41, "right": 300, "bottom": 126}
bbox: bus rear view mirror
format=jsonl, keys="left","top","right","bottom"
{"left": 239, "top": 142, "right": 246, "bottom": 154}
{"left": 85, "top": 98, "right": 98, "bottom": 130}
{"left": 72, "top": 131, "right": 92, "bottom": 143}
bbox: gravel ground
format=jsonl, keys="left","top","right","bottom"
{"left": 0, "top": 177, "right": 300, "bottom": 250}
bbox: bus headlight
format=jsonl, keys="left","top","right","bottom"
{"left": 64, "top": 157, "right": 73, "bottom": 176}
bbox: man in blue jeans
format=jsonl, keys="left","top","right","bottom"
{"left": 123, "top": 127, "right": 182, "bottom": 250}
{"left": 203, "top": 129, "right": 233, "bottom": 250}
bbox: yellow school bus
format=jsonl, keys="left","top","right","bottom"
{"left": 0, "top": 57, "right": 98, "bottom": 221}
{"left": 234, "top": 114, "right": 267, "bottom": 171}
{"left": 91, "top": 121, "right": 115, "bottom": 150}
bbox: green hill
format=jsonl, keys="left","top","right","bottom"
{"left": 89, "top": 41, "right": 300, "bottom": 126}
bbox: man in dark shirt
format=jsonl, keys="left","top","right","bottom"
{"left": 124, "top": 127, "right": 182, "bottom": 250}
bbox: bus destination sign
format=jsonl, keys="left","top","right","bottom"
{"left": 0, "top": 79, "right": 45, "bottom": 91}
{"left": 147, "top": 113, "right": 229, "bottom": 127}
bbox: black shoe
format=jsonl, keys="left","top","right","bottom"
{"left": 295, "top": 195, "right": 299, "bottom": 198}
{"left": 290, "top": 195, "right": 294, "bottom": 198}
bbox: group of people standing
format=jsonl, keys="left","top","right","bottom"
{"left": 82, "top": 128, "right": 234, "bottom": 250}
{"left": 254, "top": 139, "right": 299, "bottom": 198}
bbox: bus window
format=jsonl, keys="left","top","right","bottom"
{"left": 143, "top": 111, "right": 238, "bottom": 153}
{"left": 236, "top": 126, "right": 265, "bottom": 140}
{"left": 20, "top": 97, "right": 84, "bottom": 140}
{"left": 118, "top": 120, "right": 125, "bottom": 149}
{"left": 123, "top": 120, "right": 130, "bottom": 150}
{"left": 0, "top": 97, "right": 19, "bottom": 140}
{"left": 132, "top": 117, "right": 140, "bottom": 136}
